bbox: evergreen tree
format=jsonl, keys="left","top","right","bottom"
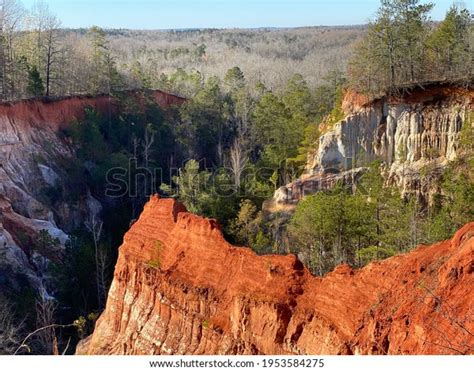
{"left": 87, "top": 26, "right": 122, "bottom": 94}
{"left": 281, "top": 74, "right": 313, "bottom": 119}
{"left": 130, "top": 60, "right": 152, "bottom": 89}
{"left": 349, "top": 0, "right": 433, "bottom": 94}
{"left": 358, "top": 162, "right": 412, "bottom": 250}
{"left": 288, "top": 187, "right": 352, "bottom": 275}
{"left": 160, "top": 159, "right": 212, "bottom": 215}
{"left": 392, "top": 0, "right": 434, "bottom": 82}
{"left": 178, "top": 77, "right": 231, "bottom": 164}
{"left": 26, "top": 65, "right": 44, "bottom": 96}
{"left": 224, "top": 66, "right": 245, "bottom": 91}
{"left": 69, "top": 107, "right": 107, "bottom": 160}
{"left": 427, "top": 5, "right": 472, "bottom": 80}
{"left": 288, "top": 162, "right": 416, "bottom": 275}
{"left": 229, "top": 199, "right": 270, "bottom": 253}
{"left": 424, "top": 112, "right": 474, "bottom": 241}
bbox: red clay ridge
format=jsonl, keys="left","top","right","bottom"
{"left": 0, "top": 90, "right": 186, "bottom": 132}
{"left": 78, "top": 196, "right": 474, "bottom": 355}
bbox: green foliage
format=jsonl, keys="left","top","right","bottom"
{"left": 459, "top": 110, "right": 473, "bottom": 155}
{"left": 252, "top": 90, "right": 304, "bottom": 174}
{"left": 288, "top": 124, "right": 320, "bottom": 170}
{"left": 146, "top": 259, "right": 161, "bottom": 269}
{"left": 288, "top": 163, "right": 414, "bottom": 275}
{"left": 427, "top": 161, "right": 474, "bottom": 241}
{"left": 356, "top": 245, "right": 396, "bottom": 266}
{"left": 34, "top": 230, "right": 60, "bottom": 256}
{"left": 281, "top": 74, "right": 313, "bottom": 119}
{"left": 168, "top": 68, "right": 203, "bottom": 96}
{"left": 426, "top": 5, "right": 472, "bottom": 79}
{"left": 349, "top": 0, "right": 435, "bottom": 94}
{"left": 161, "top": 160, "right": 212, "bottom": 215}
{"left": 73, "top": 316, "right": 87, "bottom": 338}
{"left": 26, "top": 65, "right": 44, "bottom": 97}
{"left": 349, "top": 1, "right": 472, "bottom": 95}
{"left": 73, "top": 313, "right": 99, "bottom": 339}
{"left": 68, "top": 107, "right": 107, "bottom": 160}
{"left": 313, "top": 69, "right": 347, "bottom": 122}
{"left": 254, "top": 231, "right": 272, "bottom": 254}
{"left": 130, "top": 61, "right": 152, "bottom": 89}
{"left": 87, "top": 26, "right": 123, "bottom": 93}
{"left": 278, "top": 71, "right": 345, "bottom": 174}
{"left": 229, "top": 199, "right": 271, "bottom": 253}
{"left": 52, "top": 234, "right": 97, "bottom": 311}
{"left": 161, "top": 160, "right": 241, "bottom": 229}
{"left": 178, "top": 77, "right": 231, "bottom": 163}
{"left": 360, "top": 162, "right": 415, "bottom": 249}
{"left": 326, "top": 86, "right": 345, "bottom": 126}
{"left": 224, "top": 66, "right": 245, "bottom": 91}
{"left": 289, "top": 187, "right": 359, "bottom": 274}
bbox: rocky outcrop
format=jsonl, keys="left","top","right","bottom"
{"left": 78, "top": 196, "right": 474, "bottom": 355}
{"left": 0, "top": 90, "right": 185, "bottom": 293}
{"left": 272, "top": 83, "right": 473, "bottom": 207}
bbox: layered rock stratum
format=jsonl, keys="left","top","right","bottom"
{"left": 78, "top": 196, "right": 474, "bottom": 355}
{"left": 271, "top": 83, "right": 473, "bottom": 208}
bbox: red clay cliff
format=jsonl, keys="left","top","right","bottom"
{"left": 77, "top": 196, "right": 474, "bottom": 355}
{"left": 0, "top": 90, "right": 185, "bottom": 132}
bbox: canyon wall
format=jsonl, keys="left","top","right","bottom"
{"left": 272, "top": 84, "right": 473, "bottom": 207}
{"left": 78, "top": 196, "right": 474, "bottom": 355}
{"left": 0, "top": 91, "right": 184, "bottom": 293}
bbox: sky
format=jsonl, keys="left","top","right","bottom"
{"left": 21, "top": 0, "right": 466, "bottom": 29}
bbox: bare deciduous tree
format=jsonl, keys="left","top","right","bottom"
{"left": 34, "top": 287, "right": 56, "bottom": 354}
{"left": 143, "top": 123, "right": 156, "bottom": 169}
{"left": 85, "top": 215, "right": 107, "bottom": 310}
{"left": 229, "top": 136, "right": 248, "bottom": 188}
{"left": 0, "top": 0, "right": 26, "bottom": 100}
{"left": 0, "top": 296, "right": 22, "bottom": 355}
{"left": 41, "top": 7, "right": 61, "bottom": 96}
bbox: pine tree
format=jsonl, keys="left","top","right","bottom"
{"left": 426, "top": 5, "right": 472, "bottom": 80}
{"left": 392, "top": 0, "right": 434, "bottom": 82}
{"left": 87, "top": 26, "right": 122, "bottom": 94}
{"left": 349, "top": 0, "right": 433, "bottom": 94}
{"left": 26, "top": 65, "right": 44, "bottom": 96}
{"left": 224, "top": 66, "right": 245, "bottom": 91}
{"left": 160, "top": 160, "right": 212, "bottom": 215}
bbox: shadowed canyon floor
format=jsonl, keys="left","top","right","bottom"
{"left": 77, "top": 196, "right": 474, "bottom": 355}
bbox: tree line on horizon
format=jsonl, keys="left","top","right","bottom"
{"left": 0, "top": 0, "right": 363, "bottom": 102}
{"left": 0, "top": 0, "right": 471, "bottom": 102}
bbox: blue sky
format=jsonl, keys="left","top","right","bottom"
{"left": 22, "top": 0, "right": 464, "bottom": 29}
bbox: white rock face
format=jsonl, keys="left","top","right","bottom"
{"left": 310, "top": 101, "right": 466, "bottom": 175}
{"left": 274, "top": 87, "right": 472, "bottom": 205}
{"left": 86, "top": 193, "right": 103, "bottom": 220}
{"left": 0, "top": 102, "right": 72, "bottom": 293}
{"left": 38, "top": 164, "right": 60, "bottom": 187}
{"left": 0, "top": 223, "right": 42, "bottom": 291}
